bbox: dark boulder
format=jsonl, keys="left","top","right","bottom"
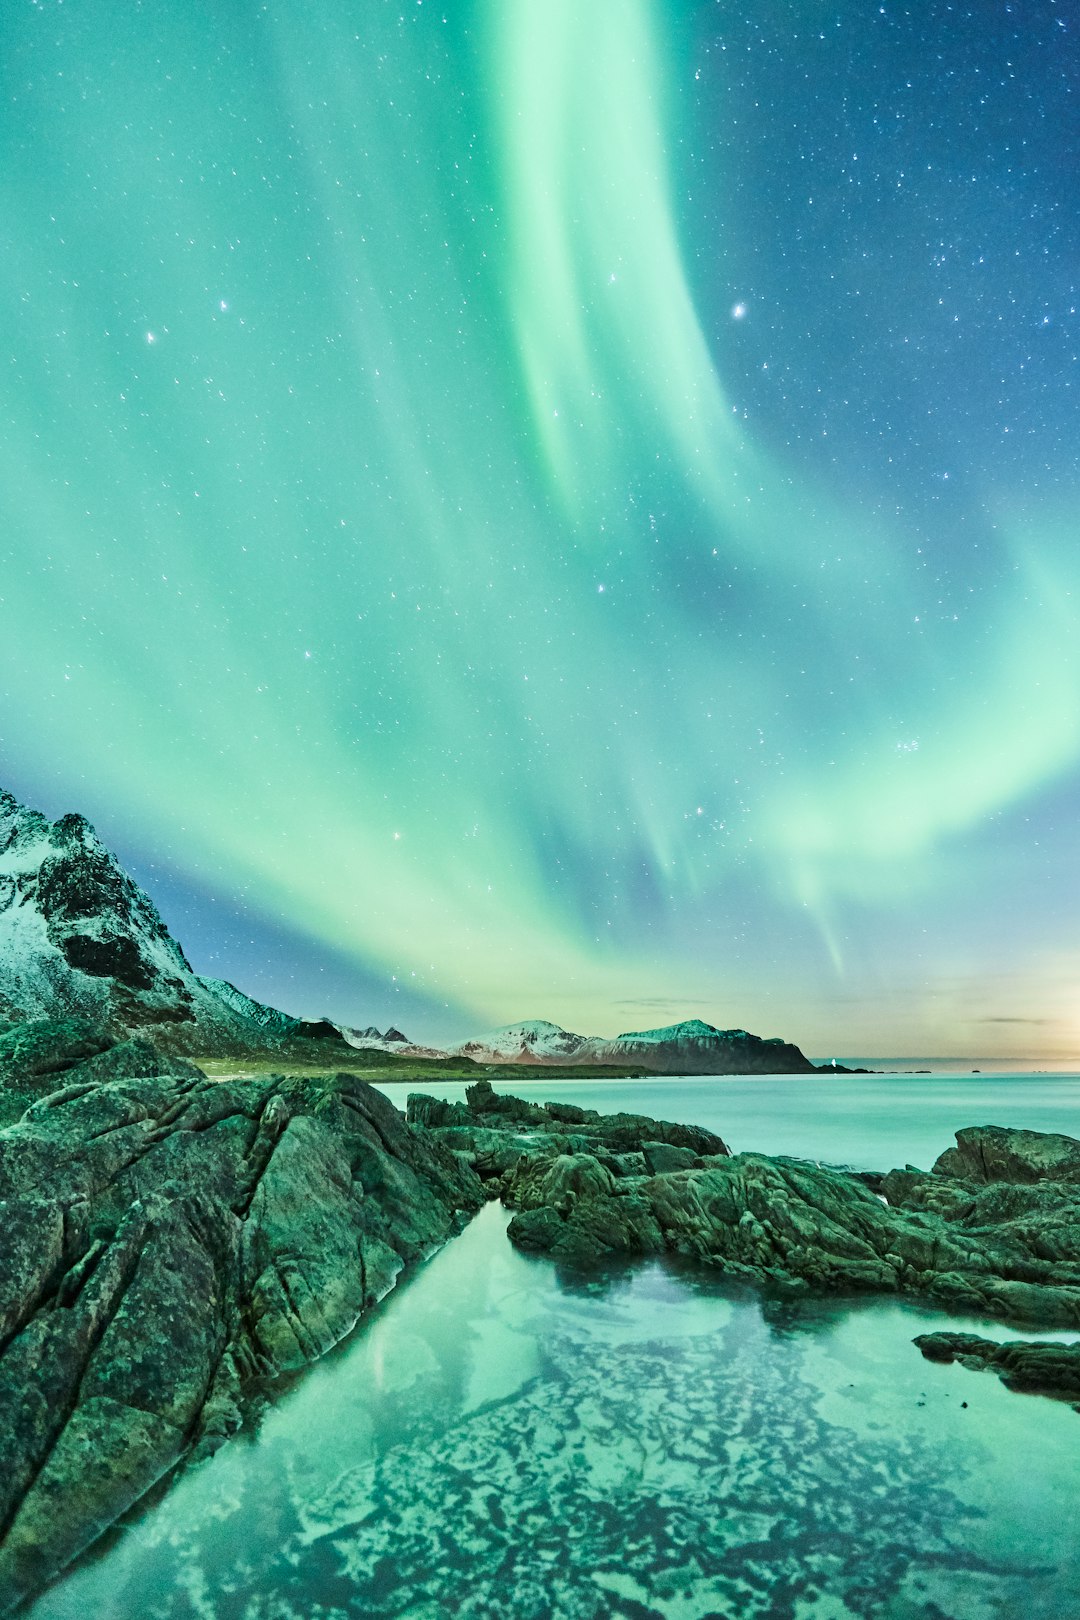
{"left": 0, "top": 1017, "right": 112, "bottom": 1083}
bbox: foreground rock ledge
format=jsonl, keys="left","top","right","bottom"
{"left": 6, "top": 1047, "right": 1080, "bottom": 1612}
{"left": 0, "top": 1020, "right": 482, "bottom": 1614}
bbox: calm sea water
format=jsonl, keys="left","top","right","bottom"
{"left": 373, "top": 1069, "right": 1080, "bottom": 1171}
{"left": 29, "top": 1075, "right": 1080, "bottom": 1620}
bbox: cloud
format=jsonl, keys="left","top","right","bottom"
{"left": 976, "top": 1016, "right": 1052, "bottom": 1025}
{"left": 612, "top": 997, "right": 711, "bottom": 1009}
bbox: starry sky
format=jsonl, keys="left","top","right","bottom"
{"left": 2, "top": 0, "right": 1079, "bottom": 1061}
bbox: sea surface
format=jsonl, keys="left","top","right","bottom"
{"left": 374, "top": 1069, "right": 1080, "bottom": 1173}
{"left": 30, "top": 1073, "right": 1080, "bottom": 1620}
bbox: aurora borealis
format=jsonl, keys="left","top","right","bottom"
{"left": 2, "top": 1, "right": 1078, "bottom": 1059}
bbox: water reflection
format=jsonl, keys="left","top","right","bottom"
{"left": 31, "top": 1202, "right": 1080, "bottom": 1620}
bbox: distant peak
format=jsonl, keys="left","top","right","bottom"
{"left": 614, "top": 1018, "right": 720, "bottom": 1041}
{"left": 494, "top": 1019, "right": 573, "bottom": 1037}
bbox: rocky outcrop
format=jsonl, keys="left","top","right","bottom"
{"left": 448, "top": 1017, "right": 816, "bottom": 1073}
{"left": 406, "top": 1078, "right": 730, "bottom": 1186}
{"left": 0, "top": 1022, "right": 482, "bottom": 1613}
{"left": 409, "top": 1098, "right": 1080, "bottom": 1328}
{"left": 914, "top": 1332, "right": 1080, "bottom": 1406}
{"left": 0, "top": 788, "right": 356, "bottom": 1058}
{"left": 931, "top": 1124, "right": 1080, "bottom": 1185}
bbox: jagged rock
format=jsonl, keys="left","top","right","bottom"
{"left": 464, "top": 1076, "right": 547, "bottom": 1122}
{"left": 456, "top": 1077, "right": 730, "bottom": 1156}
{"left": 405, "top": 1083, "right": 731, "bottom": 1205}
{"left": 641, "top": 1142, "right": 699, "bottom": 1174}
{"left": 0, "top": 1029, "right": 482, "bottom": 1612}
{"left": 406, "top": 1094, "right": 466, "bottom": 1129}
{"left": 509, "top": 1190, "right": 665, "bottom": 1262}
{"left": 914, "top": 1332, "right": 1080, "bottom": 1405}
{"left": 931, "top": 1125, "right": 1080, "bottom": 1185}
{"left": 0, "top": 1022, "right": 203, "bottom": 1127}
{"left": 408, "top": 1100, "right": 1080, "bottom": 1328}
{"left": 514, "top": 1152, "right": 617, "bottom": 1214}
{"left": 0, "top": 1017, "right": 113, "bottom": 1084}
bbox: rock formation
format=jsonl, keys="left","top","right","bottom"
{"left": 9, "top": 1036, "right": 1080, "bottom": 1611}
{"left": 0, "top": 1020, "right": 482, "bottom": 1612}
{"left": 411, "top": 1090, "right": 1080, "bottom": 1330}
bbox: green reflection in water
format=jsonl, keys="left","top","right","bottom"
{"left": 30, "top": 1202, "right": 1080, "bottom": 1620}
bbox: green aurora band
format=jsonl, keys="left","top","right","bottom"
{"left": 1, "top": 0, "right": 1078, "bottom": 1055}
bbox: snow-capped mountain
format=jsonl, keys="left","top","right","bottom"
{"left": 341, "top": 1024, "right": 450, "bottom": 1060}
{"left": 448, "top": 1019, "right": 590, "bottom": 1064}
{"left": 0, "top": 787, "right": 820, "bottom": 1073}
{"left": 576, "top": 1018, "right": 815, "bottom": 1074}
{"left": 0, "top": 787, "right": 347, "bottom": 1056}
{"left": 444, "top": 1015, "right": 813, "bottom": 1072}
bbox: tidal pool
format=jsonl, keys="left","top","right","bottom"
{"left": 28, "top": 1075, "right": 1080, "bottom": 1619}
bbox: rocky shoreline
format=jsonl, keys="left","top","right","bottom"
{"left": 411, "top": 1081, "right": 1080, "bottom": 1391}
{"left": 410, "top": 1085, "right": 1080, "bottom": 1328}
{"left": 3, "top": 1034, "right": 1080, "bottom": 1611}
{"left": 0, "top": 1019, "right": 482, "bottom": 1613}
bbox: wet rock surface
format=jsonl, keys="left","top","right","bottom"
{"left": 914, "top": 1331, "right": 1080, "bottom": 1404}
{"left": 0, "top": 1024, "right": 482, "bottom": 1613}
{"left": 930, "top": 1124, "right": 1080, "bottom": 1185}
{"left": 413, "top": 1091, "right": 1080, "bottom": 1331}
{"left": 8, "top": 1059, "right": 1080, "bottom": 1610}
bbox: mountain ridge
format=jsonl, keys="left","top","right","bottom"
{"left": 436, "top": 1015, "right": 816, "bottom": 1074}
{"left": 0, "top": 785, "right": 822, "bottom": 1074}
{"left": 0, "top": 788, "right": 346, "bottom": 1057}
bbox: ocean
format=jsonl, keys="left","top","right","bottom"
{"left": 29, "top": 1073, "right": 1080, "bottom": 1620}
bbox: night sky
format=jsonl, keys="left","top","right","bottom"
{"left": 2, "top": 1, "right": 1078, "bottom": 1061}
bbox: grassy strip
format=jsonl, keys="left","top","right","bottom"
{"left": 195, "top": 1054, "right": 657, "bottom": 1083}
